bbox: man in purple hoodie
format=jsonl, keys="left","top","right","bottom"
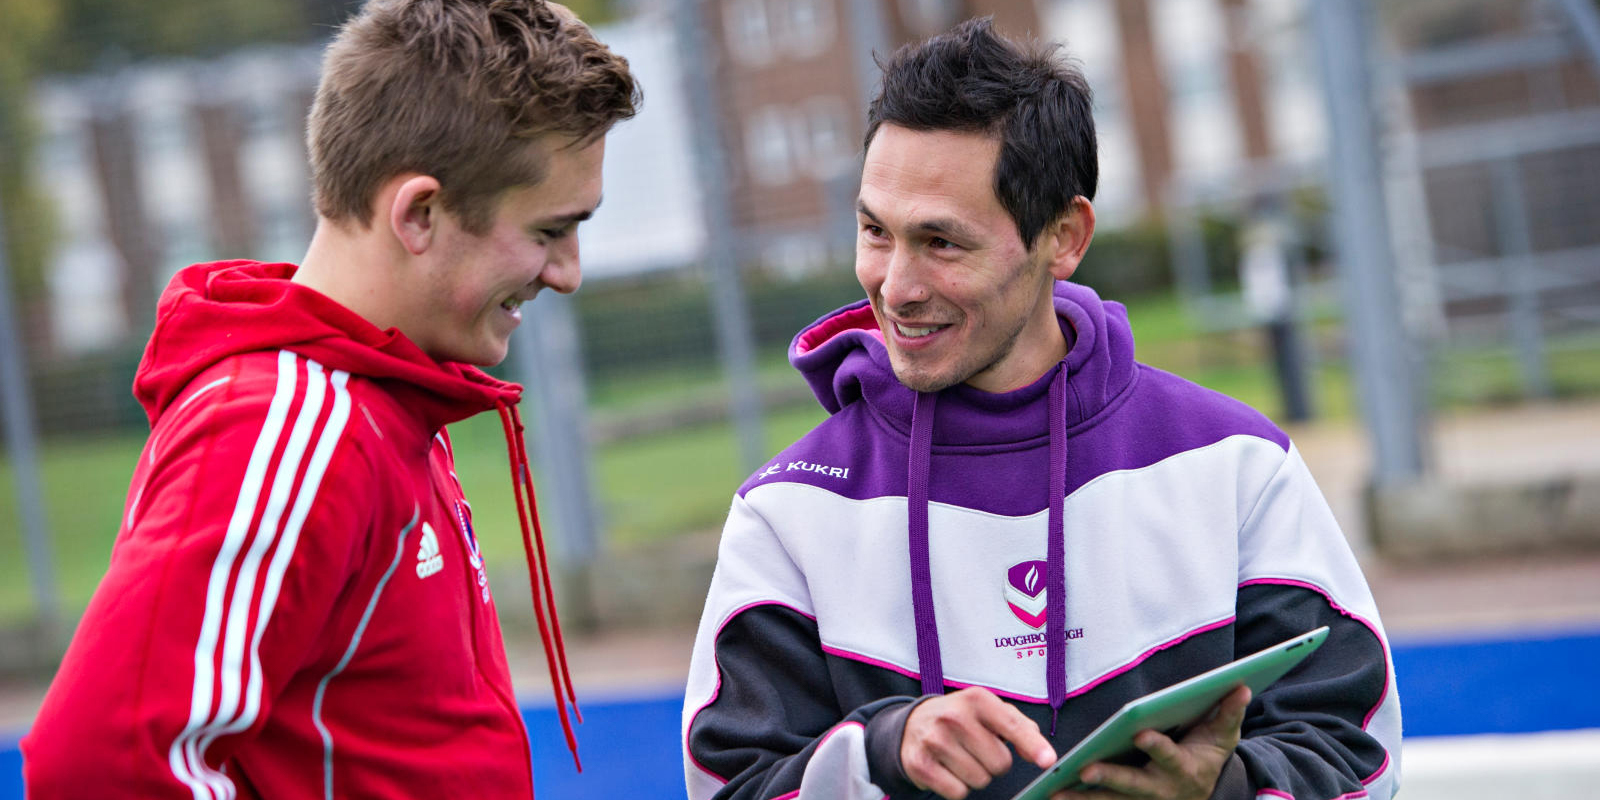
{"left": 682, "top": 16, "right": 1399, "bottom": 800}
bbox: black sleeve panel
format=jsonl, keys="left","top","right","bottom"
{"left": 1207, "top": 754, "right": 1249, "bottom": 800}
{"left": 687, "top": 604, "right": 923, "bottom": 799}
{"left": 866, "top": 695, "right": 938, "bottom": 795}
{"left": 1232, "top": 583, "right": 1394, "bottom": 800}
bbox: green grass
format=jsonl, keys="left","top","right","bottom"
{"left": 1125, "top": 293, "right": 1357, "bottom": 423}
{"left": 586, "top": 349, "right": 800, "bottom": 418}
{"left": 444, "top": 402, "right": 826, "bottom": 561}
{"left": 0, "top": 390, "right": 828, "bottom": 624}
{"left": 1431, "top": 338, "right": 1600, "bottom": 406}
{"left": 0, "top": 434, "right": 144, "bottom": 622}
{"left": 6, "top": 291, "right": 1597, "bottom": 624}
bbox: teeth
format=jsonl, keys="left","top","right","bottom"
{"left": 895, "top": 322, "right": 940, "bottom": 338}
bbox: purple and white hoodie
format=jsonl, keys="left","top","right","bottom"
{"left": 683, "top": 281, "right": 1400, "bottom": 800}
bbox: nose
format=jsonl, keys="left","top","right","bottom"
{"left": 876, "top": 244, "right": 929, "bottom": 311}
{"left": 541, "top": 235, "right": 582, "bottom": 294}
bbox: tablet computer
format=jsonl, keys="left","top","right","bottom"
{"left": 1011, "top": 626, "right": 1329, "bottom": 800}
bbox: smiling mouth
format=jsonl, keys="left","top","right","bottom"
{"left": 894, "top": 321, "right": 948, "bottom": 339}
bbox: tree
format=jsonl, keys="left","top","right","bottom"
{"left": 0, "top": 0, "right": 62, "bottom": 345}
{"left": 38, "top": 0, "right": 306, "bottom": 74}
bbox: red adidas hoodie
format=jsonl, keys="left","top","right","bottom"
{"left": 23, "top": 261, "right": 580, "bottom": 798}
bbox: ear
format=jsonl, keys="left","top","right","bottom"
{"left": 387, "top": 174, "right": 445, "bottom": 256}
{"left": 1040, "top": 196, "right": 1096, "bottom": 281}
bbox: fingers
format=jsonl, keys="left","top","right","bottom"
{"left": 1185, "top": 685, "right": 1252, "bottom": 750}
{"left": 1077, "top": 756, "right": 1165, "bottom": 798}
{"left": 902, "top": 742, "right": 983, "bottom": 800}
{"left": 980, "top": 695, "right": 1057, "bottom": 769}
{"left": 901, "top": 688, "right": 1054, "bottom": 798}
{"left": 1069, "top": 687, "right": 1254, "bottom": 800}
{"left": 900, "top": 693, "right": 1005, "bottom": 798}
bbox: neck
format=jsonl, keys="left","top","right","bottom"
{"left": 965, "top": 288, "right": 1068, "bottom": 394}
{"left": 296, "top": 218, "right": 401, "bottom": 331}
{"left": 972, "top": 326, "right": 1068, "bottom": 394}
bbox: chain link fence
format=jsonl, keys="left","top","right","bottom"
{"left": 4, "top": 0, "right": 1600, "bottom": 633}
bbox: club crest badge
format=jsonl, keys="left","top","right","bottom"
{"left": 1005, "top": 560, "right": 1048, "bottom": 629}
{"left": 454, "top": 500, "right": 490, "bottom": 603}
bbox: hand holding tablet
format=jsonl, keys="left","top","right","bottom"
{"left": 1010, "top": 627, "right": 1330, "bottom": 800}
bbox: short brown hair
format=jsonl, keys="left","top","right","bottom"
{"left": 308, "top": 0, "right": 640, "bottom": 232}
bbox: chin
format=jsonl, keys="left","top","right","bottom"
{"left": 474, "top": 349, "right": 511, "bottom": 367}
{"left": 438, "top": 344, "right": 508, "bottom": 367}
{"left": 891, "top": 364, "right": 959, "bottom": 394}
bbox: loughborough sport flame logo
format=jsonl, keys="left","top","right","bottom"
{"left": 1004, "top": 560, "right": 1049, "bottom": 629}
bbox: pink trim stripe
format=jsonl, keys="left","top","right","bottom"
{"left": 1360, "top": 752, "right": 1391, "bottom": 785}
{"left": 818, "top": 644, "right": 918, "bottom": 681}
{"left": 687, "top": 600, "right": 819, "bottom": 785}
{"left": 821, "top": 615, "right": 1236, "bottom": 705}
{"left": 816, "top": 720, "right": 864, "bottom": 747}
{"left": 1065, "top": 616, "right": 1236, "bottom": 701}
{"left": 818, "top": 644, "right": 1051, "bottom": 703}
{"left": 945, "top": 678, "right": 1048, "bottom": 705}
{"left": 1259, "top": 789, "right": 1371, "bottom": 800}
{"left": 1240, "top": 578, "right": 1395, "bottom": 790}
{"left": 1238, "top": 578, "right": 1393, "bottom": 730}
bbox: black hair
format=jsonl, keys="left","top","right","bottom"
{"left": 864, "top": 16, "right": 1097, "bottom": 249}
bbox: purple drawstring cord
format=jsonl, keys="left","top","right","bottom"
{"left": 1046, "top": 367, "right": 1069, "bottom": 735}
{"left": 908, "top": 390, "right": 945, "bottom": 698}
{"left": 906, "top": 368, "right": 1069, "bottom": 727}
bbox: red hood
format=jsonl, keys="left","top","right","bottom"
{"left": 133, "top": 260, "right": 521, "bottom": 429}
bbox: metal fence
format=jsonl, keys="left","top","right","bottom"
{"left": 5, "top": 0, "right": 1600, "bottom": 634}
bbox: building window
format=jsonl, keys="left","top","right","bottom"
{"left": 746, "top": 106, "right": 795, "bottom": 185}
{"left": 725, "top": 0, "right": 774, "bottom": 66}
{"left": 898, "top": 0, "right": 961, "bottom": 38}
{"left": 803, "top": 95, "right": 852, "bottom": 178}
{"left": 781, "top": 0, "right": 836, "bottom": 59}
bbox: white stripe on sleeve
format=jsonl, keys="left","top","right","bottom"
{"left": 166, "top": 354, "right": 352, "bottom": 799}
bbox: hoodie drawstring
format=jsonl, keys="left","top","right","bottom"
{"left": 908, "top": 391, "right": 943, "bottom": 698}
{"left": 497, "top": 402, "right": 584, "bottom": 772}
{"left": 1045, "top": 367, "right": 1069, "bottom": 735}
{"left": 905, "top": 367, "right": 1071, "bottom": 735}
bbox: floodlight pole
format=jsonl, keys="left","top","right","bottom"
{"left": 0, "top": 185, "right": 63, "bottom": 640}
{"left": 513, "top": 294, "right": 601, "bottom": 628}
{"left": 675, "top": 0, "right": 766, "bottom": 475}
{"left": 1312, "top": 0, "right": 1429, "bottom": 485}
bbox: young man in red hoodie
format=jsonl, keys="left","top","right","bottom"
{"left": 23, "top": 1, "right": 638, "bottom": 796}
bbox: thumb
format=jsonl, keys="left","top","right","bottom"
{"left": 1189, "top": 686, "right": 1252, "bottom": 748}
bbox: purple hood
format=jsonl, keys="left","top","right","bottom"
{"left": 790, "top": 280, "right": 1140, "bottom": 439}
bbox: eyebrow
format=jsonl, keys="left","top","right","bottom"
{"left": 856, "top": 199, "right": 984, "bottom": 244}
{"left": 539, "top": 195, "right": 603, "bottom": 227}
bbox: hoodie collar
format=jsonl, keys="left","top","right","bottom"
{"left": 134, "top": 260, "right": 519, "bottom": 433}
{"left": 792, "top": 280, "right": 1138, "bottom": 445}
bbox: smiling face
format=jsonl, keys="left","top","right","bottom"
{"left": 855, "top": 124, "right": 1071, "bottom": 394}
{"left": 408, "top": 136, "right": 605, "bottom": 366}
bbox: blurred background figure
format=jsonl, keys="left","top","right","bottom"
{"left": 2, "top": 0, "right": 1598, "bottom": 798}
{"left": 1237, "top": 195, "right": 1311, "bottom": 423}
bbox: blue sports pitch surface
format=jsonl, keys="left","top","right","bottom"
{"left": 4, "top": 628, "right": 1598, "bottom": 797}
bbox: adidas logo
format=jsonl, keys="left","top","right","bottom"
{"left": 416, "top": 522, "right": 444, "bottom": 579}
